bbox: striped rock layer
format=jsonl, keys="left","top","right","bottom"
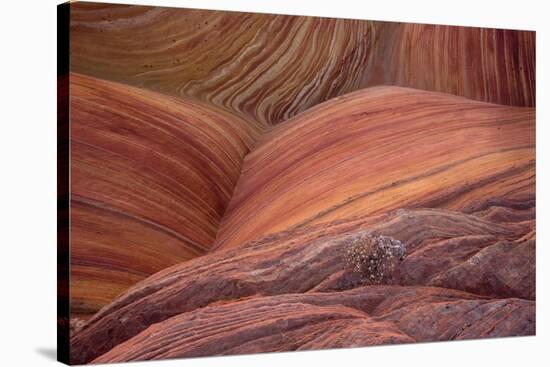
{"left": 70, "top": 73, "right": 259, "bottom": 315}
{"left": 70, "top": 3, "right": 535, "bottom": 126}
{"left": 65, "top": 3, "right": 536, "bottom": 363}
{"left": 214, "top": 86, "right": 535, "bottom": 250}
{"left": 68, "top": 82, "right": 535, "bottom": 363}
{"left": 71, "top": 199, "right": 535, "bottom": 363}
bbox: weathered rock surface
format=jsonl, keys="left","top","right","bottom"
{"left": 95, "top": 288, "right": 535, "bottom": 363}
{"left": 71, "top": 199, "right": 535, "bottom": 364}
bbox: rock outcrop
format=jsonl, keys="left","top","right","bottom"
{"left": 64, "top": 3, "right": 536, "bottom": 364}
{"left": 70, "top": 73, "right": 259, "bottom": 315}
{"left": 71, "top": 200, "right": 535, "bottom": 363}
{"left": 94, "top": 290, "right": 533, "bottom": 363}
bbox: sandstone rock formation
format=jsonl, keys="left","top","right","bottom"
{"left": 71, "top": 201, "right": 535, "bottom": 364}
{"left": 70, "top": 73, "right": 259, "bottom": 315}
{"left": 93, "top": 292, "right": 533, "bottom": 363}
{"left": 214, "top": 87, "right": 535, "bottom": 250}
{"left": 62, "top": 2, "right": 536, "bottom": 364}
{"left": 70, "top": 3, "right": 535, "bottom": 126}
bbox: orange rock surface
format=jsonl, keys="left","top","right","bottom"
{"left": 70, "top": 73, "right": 258, "bottom": 315}
{"left": 215, "top": 87, "right": 534, "bottom": 250}
{"left": 70, "top": 3, "right": 534, "bottom": 126}
{"left": 63, "top": 3, "right": 536, "bottom": 364}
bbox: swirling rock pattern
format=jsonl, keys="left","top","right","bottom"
{"left": 70, "top": 73, "right": 258, "bottom": 315}
{"left": 215, "top": 86, "right": 535, "bottom": 250}
{"left": 63, "top": 2, "right": 536, "bottom": 364}
{"left": 69, "top": 3, "right": 535, "bottom": 126}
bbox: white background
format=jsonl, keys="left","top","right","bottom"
{"left": 0, "top": 0, "right": 547, "bottom": 366}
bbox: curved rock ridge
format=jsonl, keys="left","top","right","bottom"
{"left": 94, "top": 289, "right": 533, "bottom": 363}
{"left": 214, "top": 86, "right": 535, "bottom": 250}
{"left": 70, "top": 73, "right": 260, "bottom": 316}
{"left": 94, "top": 293, "right": 533, "bottom": 363}
{"left": 70, "top": 199, "right": 534, "bottom": 364}
{"left": 93, "top": 298, "right": 412, "bottom": 362}
{"left": 69, "top": 3, "right": 535, "bottom": 125}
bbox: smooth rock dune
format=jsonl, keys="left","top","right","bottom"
{"left": 214, "top": 86, "right": 535, "bottom": 250}
{"left": 70, "top": 73, "right": 259, "bottom": 315}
